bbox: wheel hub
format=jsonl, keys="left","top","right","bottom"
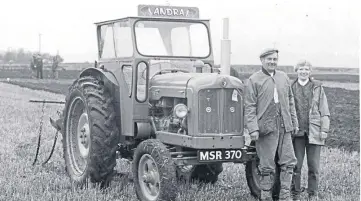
{"left": 139, "top": 154, "right": 160, "bottom": 200}
{"left": 143, "top": 171, "right": 158, "bottom": 184}
{"left": 77, "top": 112, "right": 90, "bottom": 158}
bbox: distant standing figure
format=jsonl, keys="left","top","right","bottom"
{"left": 290, "top": 60, "right": 330, "bottom": 201}
{"left": 52, "top": 55, "right": 60, "bottom": 79}
{"left": 30, "top": 55, "right": 37, "bottom": 78}
{"left": 36, "top": 54, "right": 43, "bottom": 79}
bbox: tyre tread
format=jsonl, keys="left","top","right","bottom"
{"left": 62, "top": 76, "right": 119, "bottom": 188}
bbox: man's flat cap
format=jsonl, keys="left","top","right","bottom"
{"left": 260, "top": 48, "right": 279, "bottom": 58}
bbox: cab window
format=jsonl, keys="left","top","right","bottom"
{"left": 122, "top": 65, "right": 133, "bottom": 96}
{"left": 136, "top": 62, "right": 148, "bottom": 102}
{"left": 113, "top": 22, "right": 133, "bottom": 57}
{"left": 99, "top": 24, "right": 116, "bottom": 58}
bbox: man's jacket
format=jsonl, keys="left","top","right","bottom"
{"left": 245, "top": 68, "right": 299, "bottom": 135}
{"left": 291, "top": 79, "right": 330, "bottom": 145}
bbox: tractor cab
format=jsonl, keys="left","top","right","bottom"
{"left": 96, "top": 5, "right": 213, "bottom": 65}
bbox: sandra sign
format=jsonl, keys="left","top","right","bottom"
{"left": 138, "top": 4, "right": 200, "bottom": 19}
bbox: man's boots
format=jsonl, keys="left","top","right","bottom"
{"left": 279, "top": 168, "right": 294, "bottom": 201}
{"left": 259, "top": 173, "right": 274, "bottom": 201}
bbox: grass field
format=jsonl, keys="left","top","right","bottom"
{"left": 0, "top": 82, "right": 359, "bottom": 201}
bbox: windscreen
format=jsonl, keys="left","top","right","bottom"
{"left": 134, "top": 20, "right": 210, "bottom": 58}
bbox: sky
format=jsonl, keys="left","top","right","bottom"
{"left": 0, "top": 0, "right": 359, "bottom": 68}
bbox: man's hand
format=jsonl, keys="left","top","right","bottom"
{"left": 293, "top": 127, "right": 299, "bottom": 135}
{"left": 320, "top": 132, "right": 328, "bottom": 140}
{"left": 250, "top": 131, "right": 259, "bottom": 141}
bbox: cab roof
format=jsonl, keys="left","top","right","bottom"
{"left": 94, "top": 16, "right": 210, "bottom": 26}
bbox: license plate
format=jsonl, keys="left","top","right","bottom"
{"left": 197, "top": 149, "right": 243, "bottom": 162}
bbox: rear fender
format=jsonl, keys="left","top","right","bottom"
{"left": 51, "top": 68, "right": 120, "bottom": 134}
{"left": 79, "top": 67, "right": 119, "bottom": 89}
{"left": 79, "top": 68, "right": 120, "bottom": 114}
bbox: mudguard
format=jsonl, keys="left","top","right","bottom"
{"left": 50, "top": 67, "right": 120, "bottom": 134}
{"left": 79, "top": 67, "right": 119, "bottom": 89}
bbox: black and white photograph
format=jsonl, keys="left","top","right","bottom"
{"left": 0, "top": 0, "right": 359, "bottom": 200}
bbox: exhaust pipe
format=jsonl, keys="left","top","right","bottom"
{"left": 220, "top": 17, "right": 231, "bottom": 75}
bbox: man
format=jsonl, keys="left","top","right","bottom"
{"left": 51, "top": 55, "right": 60, "bottom": 79}
{"left": 30, "top": 54, "right": 37, "bottom": 78}
{"left": 245, "top": 48, "right": 298, "bottom": 201}
{"left": 291, "top": 60, "right": 330, "bottom": 201}
{"left": 36, "top": 54, "right": 43, "bottom": 79}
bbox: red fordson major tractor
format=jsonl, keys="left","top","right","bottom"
{"left": 50, "top": 4, "right": 279, "bottom": 201}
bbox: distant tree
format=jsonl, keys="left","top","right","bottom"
{"left": 16, "top": 48, "right": 27, "bottom": 63}
{"left": 3, "top": 50, "right": 16, "bottom": 62}
{"left": 24, "top": 50, "right": 33, "bottom": 62}
{"left": 0, "top": 48, "right": 64, "bottom": 64}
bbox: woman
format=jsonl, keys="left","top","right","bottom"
{"left": 290, "top": 60, "right": 330, "bottom": 201}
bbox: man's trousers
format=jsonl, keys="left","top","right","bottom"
{"left": 256, "top": 115, "right": 297, "bottom": 199}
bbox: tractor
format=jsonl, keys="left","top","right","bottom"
{"left": 50, "top": 4, "right": 279, "bottom": 201}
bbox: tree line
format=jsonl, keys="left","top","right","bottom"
{"left": 0, "top": 48, "right": 63, "bottom": 64}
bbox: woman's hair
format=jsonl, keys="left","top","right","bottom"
{"left": 294, "top": 60, "right": 312, "bottom": 72}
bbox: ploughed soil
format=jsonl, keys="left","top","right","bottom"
{"left": 1, "top": 78, "right": 359, "bottom": 152}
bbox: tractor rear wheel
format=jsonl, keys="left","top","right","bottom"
{"left": 133, "top": 139, "right": 178, "bottom": 201}
{"left": 245, "top": 155, "right": 281, "bottom": 200}
{"left": 62, "top": 76, "right": 119, "bottom": 188}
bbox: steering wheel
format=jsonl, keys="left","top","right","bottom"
{"left": 141, "top": 62, "right": 191, "bottom": 79}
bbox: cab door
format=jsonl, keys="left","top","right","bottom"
{"left": 97, "top": 20, "right": 136, "bottom": 137}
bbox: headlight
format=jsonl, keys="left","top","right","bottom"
{"left": 173, "top": 104, "right": 188, "bottom": 118}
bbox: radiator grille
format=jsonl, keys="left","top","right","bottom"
{"left": 198, "top": 89, "right": 243, "bottom": 133}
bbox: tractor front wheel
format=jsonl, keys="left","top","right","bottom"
{"left": 133, "top": 139, "right": 178, "bottom": 201}
{"left": 62, "top": 76, "right": 119, "bottom": 188}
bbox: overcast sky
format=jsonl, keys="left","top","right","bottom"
{"left": 0, "top": 0, "right": 359, "bottom": 68}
